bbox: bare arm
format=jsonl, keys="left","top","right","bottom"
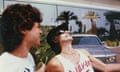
{"left": 46, "top": 57, "right": 64, "bottom": 72}
{"left": 80, "top": 49, "right": 120, "bottom": 72}
{"left": 104, "top": 64, "right": 120, "bottom": 72}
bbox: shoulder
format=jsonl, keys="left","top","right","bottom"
{"left": 0, "top": 52, "right": 9, "bottom": 62}
{"left": 78, "top": 49, "right": 99, "bottom": 62}
{"left": 77, "top": 49, "right": 90, "bottom": 56}
{"left": 46, "top": 55, "right": 64, "bottom": 72}
{"left": 0, "top": 55, "right": 5, "bottom": 66}
{"left": 28, "top": 52, "right": 34, "bottom": 61}
{"left": 47, "top": 56, "right": 60, "bottom": 67}
{"left": 0, "top": 55, "right": 17, "bottom": 72}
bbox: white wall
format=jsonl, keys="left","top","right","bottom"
{"left": 4, "top": 0, "right": 57, "bottom": 26}
{"left": 3, "top": 0, "right": 120, "bottom": 33}
{"left": 0, "top": 0, "right": 3, "bottom": 9}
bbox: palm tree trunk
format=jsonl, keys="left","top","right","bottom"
{"left": 90, "top": 18, "right": 96, "bottom": 34}
{"left": 109, "top": 21, "right": 117, "bottom": 40}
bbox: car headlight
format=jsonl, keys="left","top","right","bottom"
{"left": 105, "top": 56, "right": 116, "bottom": 63}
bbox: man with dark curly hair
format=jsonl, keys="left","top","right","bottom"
{"left": 0, "top": 4, "right": 45, "bottom": 72}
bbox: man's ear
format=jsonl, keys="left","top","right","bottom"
{"left": 20, "top": 29, "right": 28, "bottom": 35}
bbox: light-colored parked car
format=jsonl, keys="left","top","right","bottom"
{"left": 72, "top": 34, "right": 117, "bottom": 63}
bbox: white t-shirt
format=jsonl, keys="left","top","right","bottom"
{"left": 56, "top": 50, "right": 94, "bottom": 72}
{"left": 0, "top": 52, "right": 35, "bottom": 72}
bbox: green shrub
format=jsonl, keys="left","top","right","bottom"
{"left": 105, "top": 40, "right": 120, "bottom": 47}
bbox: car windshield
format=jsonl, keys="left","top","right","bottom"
{"left": 72, "top": 36, "right": 102, "bottom": 45}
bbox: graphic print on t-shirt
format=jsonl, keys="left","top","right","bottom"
{"left": 24, "top": 67, "right": 30, "bottom": 72}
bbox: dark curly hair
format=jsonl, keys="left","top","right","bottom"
{"left": 1, "top": 4, "right": 42, "bottom": 52}
{"left": 46, "top": 23, "right": 68, "bottom": 54}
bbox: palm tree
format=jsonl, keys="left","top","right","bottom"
{"left": 76, "top": 20, "right": 82, "bottom": 33}
{"left": 104, "top": 11, "right": 120, "bottom": 40}
{"left": 96, "top": 27, "right": 109, "bottom": 40}
{"left": 83, "top": 11, "right": 100, "bottom": 34}
{"left": 56, "top": 11, "right": 78, "bottom": 30}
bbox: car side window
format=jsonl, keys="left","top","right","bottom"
{"left": 79, "top": 37, "right": 101, "bottom": 45}
{"left": 72, "top": 36, "right": 102, "bottom": 45}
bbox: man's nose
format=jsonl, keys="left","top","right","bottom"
{"left": 39, "top": 29, "right": 43, "bottom": 34}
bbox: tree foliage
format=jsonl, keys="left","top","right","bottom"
{"left": 104, "top": 11, "right": 120, "bottom": 40}
{"left": 56, "top": 11, "right": 78, "bottom": 30}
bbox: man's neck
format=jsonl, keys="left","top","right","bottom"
{"left": 10, "top": 46, "right": 30, "bottom": 58}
